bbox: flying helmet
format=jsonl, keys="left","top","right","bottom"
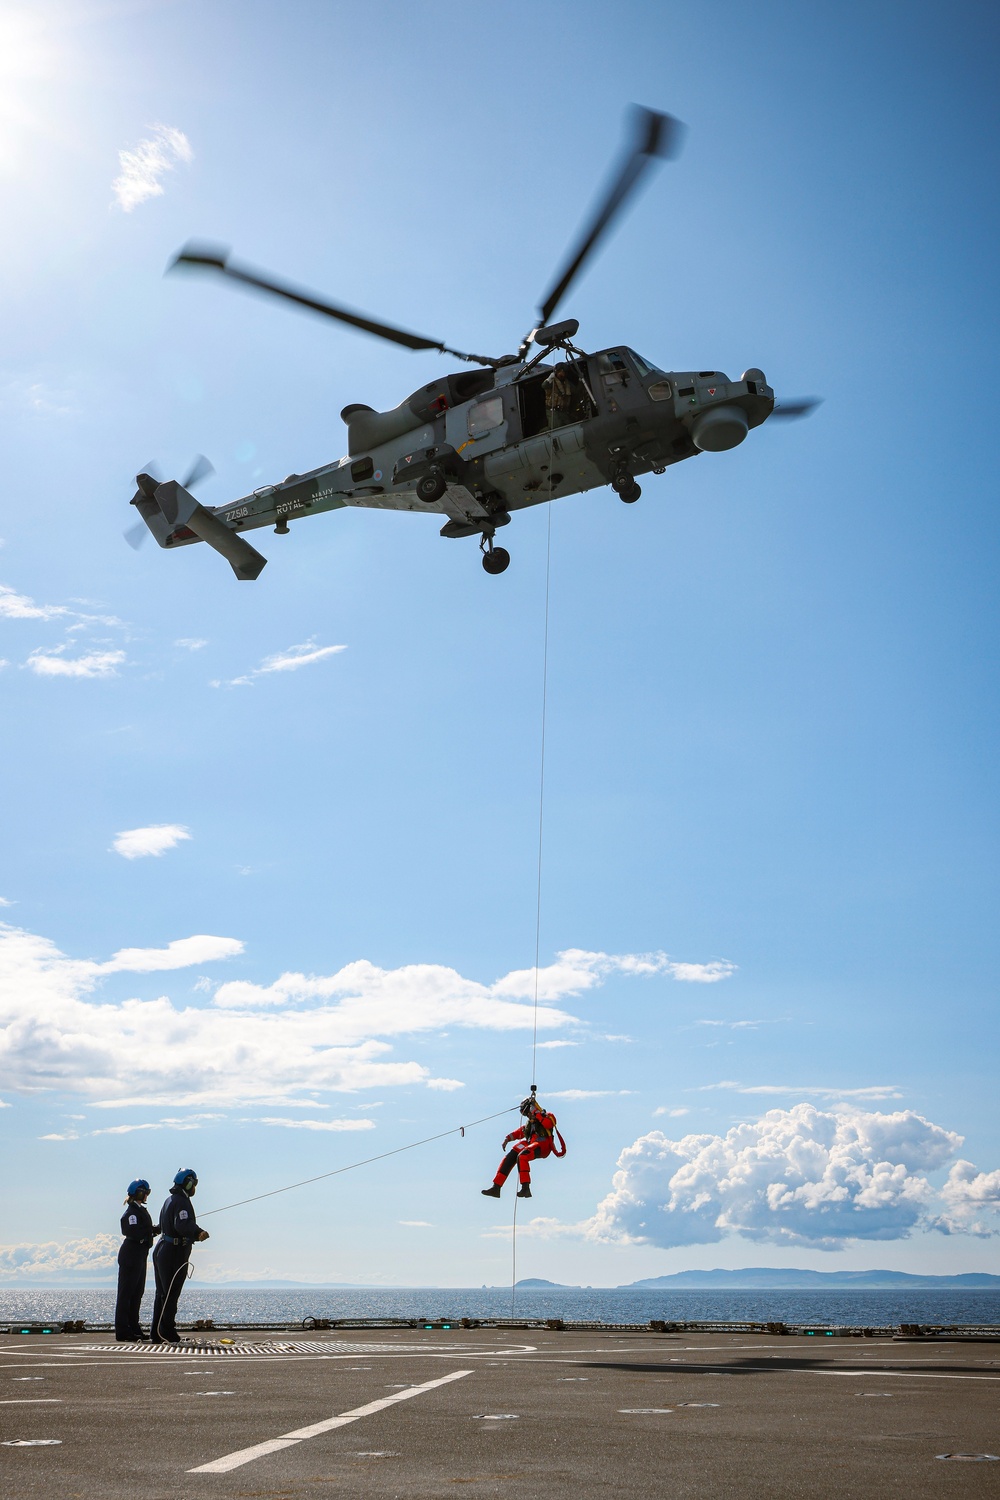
{"left": 173, "top": 1168, "right": 198, "bottom": 1194}
{"left": 127, "top": 1179, "right": 150, "bottom": 1197}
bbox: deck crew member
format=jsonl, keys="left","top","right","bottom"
{"left": 151, "top": 1168, "right": 209, "bottom": 1343}
{"left": 482, "top": 1096, "right": 564, "bottom": 1200}
{"left": 114, "top": 1179, "right": 158, "bottom": 1341}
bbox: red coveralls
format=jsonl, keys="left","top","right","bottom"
{"left": 493, "top": 1111, "right": 558, "bottom": 1187}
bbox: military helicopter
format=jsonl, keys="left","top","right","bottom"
{"left": 129, "top": 107, "right": 817, "bottom": 580}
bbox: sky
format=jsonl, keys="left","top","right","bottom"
{"left": 1, "top": 0, "right": 999, "bottom": 1288}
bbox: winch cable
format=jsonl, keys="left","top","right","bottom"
{"left": 514, "top": 499, "right": 554, "bottom": 1321}
{"left": 530, "top": 501, "right": 553, "bottom": 1093}
{"left": 510, "top": 1190, "right": 520, "bottom": 1319}
{"left": 197, "top": 1105, "right": 518, "bottom": 1220}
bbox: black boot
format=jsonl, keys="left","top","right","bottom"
{"left": 481, "top": 1184, "right": 502, "bottom": 1198}
{"left": 517, "top": 1184, "right": 532, "bottom": 1199}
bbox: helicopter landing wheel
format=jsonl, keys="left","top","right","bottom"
{"left": 417, "top": 467, "right": 448, "bottom": 504}
{"left": 482, "top": 546, "right": 510, "bottom": 575}
{"left": 619, "top": 481, "right": 641, "bottom": 503}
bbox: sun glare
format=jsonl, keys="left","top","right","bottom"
{"left": 0, "top": 6, "right": 76, "bottom": 175}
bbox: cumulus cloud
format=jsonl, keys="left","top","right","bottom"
{"left": 654, "top": 1107, "right": 689, "bottom": 1118}
{"left": 174, "top": 638, "right": 207, "bottom": 651}
{"left": 0, "top": 927, "right": 658, "bottom": 1108}
{"left": 112, "top": 824, "right": 192, "bottom": 860}
{"left": 590, "top": 1104, "right": 981, "bottom": 1250}
{"left": 217, "top": 639, "right": 346, "bottom": 688}
{"left": 25, "top": 646, "right": 125, "bottom": 678}
{"left": 937, "top": 1161, "right": 1000, "bottom": 1237}
{"left": 0, "top": 1233, "right": 119, "bottom": 1282}
{"left": 112, "top": 124, "right": 192, "bottom": 212}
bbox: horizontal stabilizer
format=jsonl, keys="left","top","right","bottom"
{"left": 155, "top": 481, "right": 268, "bottom": 581}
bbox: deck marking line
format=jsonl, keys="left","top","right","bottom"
{"left": 0, "top": 1398, "right": 62, "bottom": 1404}
{"left": 189, "top": 1368, "right": 473, "bottom": 1473}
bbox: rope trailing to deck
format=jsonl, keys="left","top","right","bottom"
{"left": 199, "top": 1105, "right": 517, "bottom": 1219}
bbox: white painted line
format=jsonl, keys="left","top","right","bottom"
{"left": 189, "top": 1368, "right": 473, "bottom": 1474}
{"left": 0, "top": 1398, "right": 62, "bottom": 1404}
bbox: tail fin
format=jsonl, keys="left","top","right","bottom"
{"left": 154, "top": 480, "right": 267, "bottom": 581}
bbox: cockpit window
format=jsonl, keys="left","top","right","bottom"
{"left": 626, "top": 349, "right": 660, "bottom": 378}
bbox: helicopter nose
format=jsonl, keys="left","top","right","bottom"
{"left": 691, "top": 404, "right": 749, "bottom": 452}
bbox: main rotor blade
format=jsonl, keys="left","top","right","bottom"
{"left": 124, "top": 520, "right": 148, "bottom": 550}
{"left": 536, "top": 106, "right": 684, "bottom": 326}
{"left": 771, "top": 398, "right": 823, "bottom": 419}
{"left": 168, "top": 244, "right": 495, "bottom": 365}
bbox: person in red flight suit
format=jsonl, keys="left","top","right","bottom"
{"left": 482, "top": 1095, "right": 566, "bottom": 1200}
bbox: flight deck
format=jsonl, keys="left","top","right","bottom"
{"left": 2, "top": 1325, "right": 999, "bottom": 1497}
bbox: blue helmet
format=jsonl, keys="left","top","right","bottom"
{"left": 127, "top": 1179, "right": 150, "bottom": 1197}
{"left": 173, "top": 1168, "right": 198, "bottom": 1193}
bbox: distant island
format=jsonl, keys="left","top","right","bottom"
{"left": 622, "top": 1268, "right": 1000, "bottom": 1289}
{"left": 513, "top": 1278, "right": 573, "bottom": 1288}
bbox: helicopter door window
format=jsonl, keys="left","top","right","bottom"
{"left": 468, "top": 395, "right": 504, "bottom": 437}
{"left": 596, "top": 351, "right": 631, "bottom": 392}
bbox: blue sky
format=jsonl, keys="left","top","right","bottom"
{"left": 1, "top": 0, "right": 999, "bottom": 1287}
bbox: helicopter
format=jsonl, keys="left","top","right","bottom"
{"left": 129, "top": 107, "right": 818, "bottom": 581}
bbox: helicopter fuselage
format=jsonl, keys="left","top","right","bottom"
{"left": 144, "top": 346, "right": 774, "bottom": 572}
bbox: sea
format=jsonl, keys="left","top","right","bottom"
{"left": 3, "top": 1286, "right": 1000, "bottom": 1329}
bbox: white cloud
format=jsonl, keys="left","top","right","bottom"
{"left": 39, "top": 1130, "right": 78, "bottom": 1141}
{"left": 937, "top": 1161, "right": 1000, "bottom": 1237}
{"left": 0, "top": 927, "right": 658, "bottom": 1108}
{"left": 0, "top": 1234, "right": 119, "bottom": 1282}
{"left": 666, "top": 961, "right": 737, "bottom": 983}
{"left": 536, "top": 1040, "right": 578, "bottom": 1050}
{"left": 590, "top": 1104, "right": 976, "bottom": 1250}
{"left": 25, "top": 646, "right": 125, "bottom": 678}
{"left": 217, "top": 639, "right": 347, "bottom": 688}
{"left": 252, "top": 1117, "right": 376, "bottom": 1132}
{"left": 112, "top": 824, "right": 192, "bottom": 860}
{"left": 699, "top": 1081, "right": 903, "bottom": 1101}
{"left": 258, "top": 641, "right": 346, "bottom": 674}
{"left": 174, "top": 638, "right": 207, "bottom": 651}
{"left": 96, "top": 935, "right": 243, "bottom": 974}
{"left": 399, "top": 1221, "right": 434, "bottom": 1227}
{"left": 0, "top": 583, "right": 67, "bottom": 620}
{"left": 548, "top": 1089, "right": 635, "bottom": 1100}
{"left": 696, "top": 1019, "right": 772, "bottom": 1030}
{"left": 654, "top": 1107, "right": 689, "bottom": 1118}
{"left": 90, "top": 1114, "right": 220, "bottom": 1136}
{"left": 112, "top": 124, "right": 192, "bottom": 212}
{"left": 0, "top": 897, "right": 11, "bottom": 907}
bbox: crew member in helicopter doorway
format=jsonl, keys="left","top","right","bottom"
{"left": 114, "top": 1179, "right": 159, "bottom": 1341}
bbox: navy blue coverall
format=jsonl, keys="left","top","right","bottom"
{"left": 151, "top": 1188, "right": 203, "bottom": 1341}
{"left": 114, "top": 1200, "right": 156, "bottom": 1340}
